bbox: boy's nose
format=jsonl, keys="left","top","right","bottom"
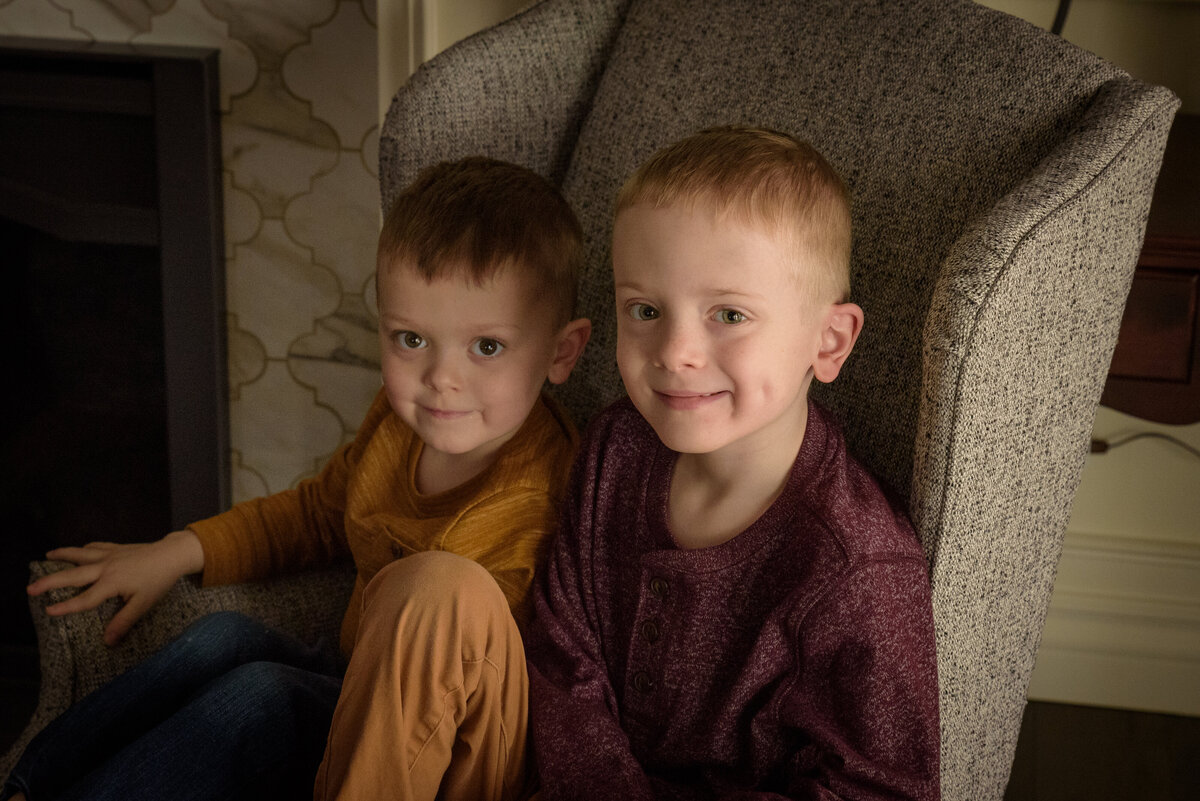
{"left": 423, "top": 351, "right": 463, "bottom": 391}
{"left": 654, "top": 321, "right": 704, "bottom": 372}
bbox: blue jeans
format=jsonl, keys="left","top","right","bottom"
{"left": 3, "top": 611, "right": 343, "bottom": 801}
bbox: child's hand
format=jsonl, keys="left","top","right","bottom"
{"left": 26, "top": 530, "right": 205, "bottom": 646}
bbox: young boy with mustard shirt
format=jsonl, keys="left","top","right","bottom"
{"left": 6, "top": 157, "right": 591, "bottom": 801}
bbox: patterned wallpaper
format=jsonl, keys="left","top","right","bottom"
{"left": 0, "top": 0, "right": 382, "bottom": 506}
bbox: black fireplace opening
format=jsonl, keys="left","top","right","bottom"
{"left": 2, "top": 219, "right": 171, "bottom": 592}
{"left": 0, "top": 36, "right": 228, "bottom": 652}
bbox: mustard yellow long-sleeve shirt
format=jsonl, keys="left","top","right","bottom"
{"left": 189, "top": 388, "right": 577, "bottom": 656}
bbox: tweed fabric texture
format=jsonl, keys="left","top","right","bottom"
{"left": 378, "top": 0, "right": 633, "bottom": 215}
{"left": 912, "top": 78, "right": 1177, "bottom": 796}
{"left": 555, "top": 0, "right": 1133, "bottom": 486}
{"left": 13, "top": 0, "right": 1179, "bottom": 797}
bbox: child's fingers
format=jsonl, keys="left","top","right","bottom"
{"left": 42, "top": 581, "right": 115, "bottom": 616}
{"left": 102, "top": 604, "right": 141, "bottom": 646}
{"left": 27, "top": 562, "right": 104, "bottom": 597}
{"left": 44, "top": 543, "right": 117, "bottom": 564}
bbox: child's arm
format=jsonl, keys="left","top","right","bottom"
{"left": 779, "top": 559, "right": 941, "bottom": 800}
{"left": 168, "top": 391, "right": 396, "bottom": 588}
{"left": 22, "top": 445, "right": 353, "bottom": 647}
{"left": 524, "top": 469, "right": 657, "bottom": 800}
{"left": 23, "top": 391, "right": 391, "bottom": 644}
{"left": 25, "top": 529, "right": 205, "bottom": 646}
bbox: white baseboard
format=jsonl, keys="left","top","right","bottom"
{"left": 1028, "top": 529, "right": 1200, "bottom": 717}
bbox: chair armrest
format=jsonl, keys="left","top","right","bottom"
{"left": 1, "top": 560, "right": 355, "bottom": 779}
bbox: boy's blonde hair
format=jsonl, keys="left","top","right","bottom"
{"left": 378, "top": 156, "right": 583, "bottom": 326}
{"left": 616, "top": 126, "right": 852, "bottom": 305}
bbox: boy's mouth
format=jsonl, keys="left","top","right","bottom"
{"left": 421, "top": 406, "right": 472, "bottom": 420}
{"left": 653, "top": 390, "right": 727, "bottom": 410}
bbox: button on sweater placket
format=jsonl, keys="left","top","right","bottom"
{"left": 631, "top": 670, "right": 655, "bottom": 693}
{"left": 630, "top": 574, "right": 671, "bottom": 700}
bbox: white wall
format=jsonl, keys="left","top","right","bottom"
{"left": 1031, "top": 408, "right": 1200, "bottom": 716}
{"left": 977, "top": 0, "right": 1200, "bottom": 112}
{"left": 377, "top": 0, "right": 529, "bottom": 120}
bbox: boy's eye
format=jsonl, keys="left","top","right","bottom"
{"left": 395, "top": 331, "right": 426, "bottom": 349}
{"left": 471, "top": 338, "right": 505, "bottom": 358}
{"left": 628, "top": 303, "right": 660, "bottom": 321}
{"left": 716, "top": 309, "right": 746, "bottom": 325}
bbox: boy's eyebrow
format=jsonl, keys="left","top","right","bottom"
{"left": 379, "top": 313, "right": 523, "bottom": 336}
{"left": 708, "top": 287, "right": 764, "bottom": 301}
{"left": 471, "top": 323, "right": 523, "bottom": 336}
{"left": 378, "top": 313, "right": 418, "bottom": 327}
{"left": 614, "top": 281, "right": 765, "bottom": 302}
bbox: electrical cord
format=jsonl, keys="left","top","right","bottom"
{"left": 1090, "top": 432, "right": 1200, "bottom": 461}
{"left": 1051, "top": 0, "right": 1072, "bottom": 36}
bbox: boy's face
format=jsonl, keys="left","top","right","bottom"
{"left": 377, "top": 261, "right": 570, "bottom": 468}
{"left": 613, "top": 202, "right": 831, "bottom": 460}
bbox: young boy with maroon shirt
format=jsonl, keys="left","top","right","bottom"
{"left": 525, "top": 127, "right": 941, "bottom": 800}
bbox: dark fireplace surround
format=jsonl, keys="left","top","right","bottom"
{"left": 0, "top": 36, "right": 228, "bottom": 647}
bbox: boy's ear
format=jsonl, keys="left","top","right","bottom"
{"left": 547, "top": 318, "right": 592, "bottom": 385}
{"left": 812, "top": 302, "right": 864, "bottom": 384}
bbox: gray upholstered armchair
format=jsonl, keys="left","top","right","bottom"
{"left": 5, "top": 1, "right": 1178, "bottom": 798}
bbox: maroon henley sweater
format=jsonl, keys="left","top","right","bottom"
{"left": 526, "top": 398, "right": 940, "bottom": 800}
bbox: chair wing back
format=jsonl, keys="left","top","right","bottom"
{"left": 378, "top": 1, "right": 1178, "bottom": 797}
{"left": 379, "top": 0, "right": 633, "bottom": 210}
{"left": 912, "top": 76, "right": 1176, "bottom": 796}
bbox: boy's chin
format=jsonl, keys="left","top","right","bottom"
{"left": 645, "top": 422, "right": 726, "bottom": 455}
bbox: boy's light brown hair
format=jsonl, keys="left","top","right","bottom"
{"left": 616, "top": 126, "right": 852, "bottom": 305}
{"left": 378, "top": 156, "right": 584, "bottom": 326}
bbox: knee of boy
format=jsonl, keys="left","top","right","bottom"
{"left": 182, "top": 610, "right": 258, "bottom": 640}
{"left": 362, "top": 552, "right": 507, "bottom": 625}
{"left": 217, "top": 661, "right": 338, "bottom": 721}
{"left": 173, "top": 610, "right": 265, "bottom": 662}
